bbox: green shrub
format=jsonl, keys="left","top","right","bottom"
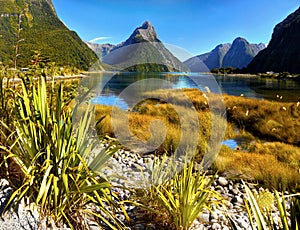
{"left": 241, "top": 183, "right": 300, "bottom": 230}
{"left": 0, "top": 65, "right": 19, "bottom": 181}
{"left": 0, "top": 77, "right": 126, "bottom": 229}
{"left": 138, "top": 154, "right": 223, "bottom": 229}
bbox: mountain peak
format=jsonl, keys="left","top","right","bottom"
{"left": 141, "top": 21, "right": 153, "bottom": 29}
{"left": 222, "top": 37, "right": 265, "bottom": 68}
{"left": 124, "top": 21, "right": 159, "bottom": 45}
{"left": 248, "top": 7, "right": 300, "bottom": 73}
{"left": 184, "top": 37, "right": 265, "bottom": 71}
{"left": 232, "top": 37, "right": 249, "bottom": 45}
{"left": 100, "top": 21, "right": 188, "bottom": 72}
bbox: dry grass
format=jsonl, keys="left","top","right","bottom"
{"left": 92, "top": 88, "right": 300, "bottom": 189}
{"left": 94, "top": 102, "right": 212, "bottom": 156}
{"left": 224, "top": 95, "right": 300, "bottom": 145}
{"left": 215, "top": 142, "right": 300, "bottom": 190}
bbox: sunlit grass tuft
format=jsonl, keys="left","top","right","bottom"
{"left": 215, "top": 142, "right": 300, "bottom": 190}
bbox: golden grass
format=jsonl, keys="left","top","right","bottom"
{"left": 94, "top": 101, "right": 212, "bottom": 156}
{"left": 142, "top": 88, "right": 300, "bottom": 146}
{"left": 92, "top": 88, "right": 300, "bottom": 189}
{"left": 224, "top": 95, "right": 300, "bottom": 145}
{"left": 215, "top": 143, "right": 300, "bottom": 190}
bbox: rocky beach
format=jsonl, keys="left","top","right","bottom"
{"left": 0, "top": 144, "right": 287, "bottom": 230}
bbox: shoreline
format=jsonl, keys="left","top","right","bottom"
{"left": 200, "top": 72, "right": 259, "bottom": 78}
{"left": 2, "top": 74, "right": 86, "bottom": 84}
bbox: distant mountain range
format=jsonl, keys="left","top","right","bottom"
{"left": 248, "top": 7, "right": 300, "bottom": 74}
{"left": 0, "top": 0, "right": 98, "bottom": 70}
{"left": 86, "top": 42, "right": 115, "bottom": 59}
{"left": 87, "top": 21, "right": 188, "bottom": 72}
{"left": 184, "top": 37, "right": 266, "bottom": 72}
{"left": 1, "top": 0, "right": 299, "bottom": 74}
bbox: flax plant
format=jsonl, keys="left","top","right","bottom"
{"left": 241, "top": 183, "right": 300, "bottom": 230}
{"left": 0, "top": 66, "right": 19, "bottom": 182}
{"left": 0, "top": 77, "right": 126, "bottom": 229}
{"left": 153, "top": 156, "right": 222, "bottom": 230}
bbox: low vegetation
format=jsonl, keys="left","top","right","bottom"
{"left": 0, "top": 74, "right": 126, "bottom": 229}
{"left": 95, "top": 88, "right": 300, "bottom": 190}
{"left": 1, "top": 67, "right": 300, "bottom": 229}
{"left": 95, "top": 104, "right": 212, "bottom": 157}
{"left": 225, "top": 94, "right": 300, "bottom": 145}
{"left": 215, "top": 143, "right": 300, "bottom": 190}
{"left": 133, "top": 154, "right": 223, "bottom": 230}
{"left": 241, "top": 183, "right": 300, "bottom": 230}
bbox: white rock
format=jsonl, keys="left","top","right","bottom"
{"left": 212, "top": 223, "right": 221, "bottom": 229}
{"left": 218, "top": 177, "right": 228, "bottom": 186}
{"left": 198, "top": 213, "right": 210, "bottom": 223}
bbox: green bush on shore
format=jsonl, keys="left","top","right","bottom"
{"left": 1, "top": 68, "right": 300, "bottom": 229}
{"left": 0, "top": 75, "right": 127, "bottom": 229}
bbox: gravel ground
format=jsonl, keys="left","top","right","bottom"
{"left": 0, "top": 146, "right": 286, "bottom": 229}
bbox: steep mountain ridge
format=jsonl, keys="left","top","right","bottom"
{"left": 222, "top": 37, "right": 265, "bottom": 69}
{"left": 184, "top": 43, "right": 231, "bottom": 72}
{"left": 122, "top": 21, "right": 159, "bottom": 45}
{"left": 86, "top": 42, "right": 115, "bottom": 59}
{"left": 89, "top": 21, "right": 188, "bottom": 72}
{"left": 0, "top": 0, "right": 98, "bottom": 70}
{"left": 248, "top": 7, "right": 300, "bottom": 73}
{"left": 184, "top": 38, "right": 265, "bottom": 72}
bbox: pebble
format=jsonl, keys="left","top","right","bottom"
{"left": 212, "top": 223, "right": 221, "bottom": 229}
{"left": 232, "top": 195, "right": 244, "bottom": 204}
{"left": 0, "top": 145, "right": 292, "bottom": 230}
{"left": 199, "top": 213, "right": 210, "bottom": 223}
{"left": 218, "top": 177, "right": 228, "bottom": 186}
{"left": 230, "top": 188, "right": 239, "bottom": 195}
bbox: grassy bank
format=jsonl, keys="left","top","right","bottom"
{"left": 1, "top": 71, "right": 300, "bottom": 229}
{"left": 94, "top": 88, "right": 300, "bottom": 190}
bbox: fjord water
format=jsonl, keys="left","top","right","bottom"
{"left": 90, "top": 72, "right": 300, "bottom": 109}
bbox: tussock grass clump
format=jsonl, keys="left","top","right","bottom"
{"left": 248, "top": 142, "right": 300, "bottom": 167}
{"left": 94, "top": 89, "right": 215, "bottom": 157}
{"left": 215, "top": 142, "right": 300, "bottom": 190}
{"left": 95, "top": 88, "right": 227, "bottom": 167}
{"left": 224, "top": 95, "right": 300, "bottom": 145}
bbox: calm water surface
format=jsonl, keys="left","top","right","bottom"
{"left": 88, "top": 72, "right": 300, "bottom": 109}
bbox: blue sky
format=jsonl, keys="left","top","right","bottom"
{"left": 52, "top": 0, "right": 299, "bottom": 56}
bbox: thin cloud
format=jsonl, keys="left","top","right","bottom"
{"left": 89, "top": 36, "right": 112, "bottom": 43}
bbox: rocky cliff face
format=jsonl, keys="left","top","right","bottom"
{"left": 248, "top": 7, "right": 300, "bottom": 74}
{"left": 184, "top": 38, "right": 265, "bottom": 72}
{"left": 184, "top": 43, "right": 231, "bottom": 72}
{"left": 89, "top": 21, "right": 188, "bottom": 72}
{"left": 122, "top": 21, "right": 159, "bottom": 45}
{"left": 86, "top": 42, "right": 115, "bottom": 58}
{"left": 0, "top": 0, "right": 98, "bottom": 70}
{"left": 222, "top": 37, "right": 265, "bottom": 69}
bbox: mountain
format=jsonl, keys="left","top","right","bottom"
{"left": 184, "top": 43, "right": 231, "bottom": 72}
{"left": 0, "top": 0, "right": 98, "bottom": 70}
{"left": 184, "top": 38, "right": 265, "bottom": 72}
{"left": 248, "top": 7, "right": 300, "bottom": 74}
{"left": 89, "top": 21, "right": 188, "bottom": 72}
{"left": 222, "top": 37, "right": 266, "bottom": 69}
{"left": 86, "top": 42, "right": 115, "bottom": 59}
